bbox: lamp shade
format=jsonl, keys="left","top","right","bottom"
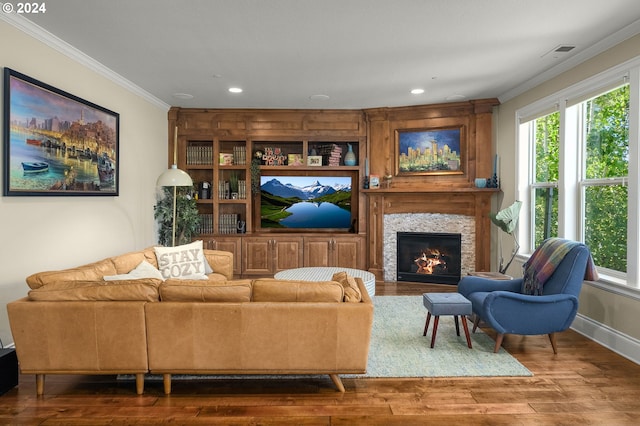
{"left": 156, "top": 164, "right": 193, "bottom": 187}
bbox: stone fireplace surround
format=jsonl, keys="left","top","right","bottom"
{"left": 384, "top": 213, "right": 475, "bottom": 282}
{"left": 364, "top": 189, "right": 497, "bottom": 282}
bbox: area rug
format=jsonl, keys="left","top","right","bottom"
{"left": 120, "top": 296, "right": 531, "bottom": 382}
{"left": 355, "top": 295, "right": 532, "bottom": 377}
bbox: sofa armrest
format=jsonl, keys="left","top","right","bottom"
{"left": 7, "top": 298, "right": 149, "bottom": 373}
{"left": 203, "top": 249, "right": 234, "bottom": 279}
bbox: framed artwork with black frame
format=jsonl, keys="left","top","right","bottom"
{"left": 395, "top": 126, "right": 464, "bottom": 176}
{"left": 3, "top": 68, "right": 119, "bottom": 196}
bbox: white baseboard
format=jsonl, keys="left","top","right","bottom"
{"left": 572, "top": 313, "right": 640, "bottom": 365}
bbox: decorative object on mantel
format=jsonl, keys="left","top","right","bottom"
{"left": 474, "top": 178, "right": 487, "bottom": 188}
{"left": 362, "top": 157, "right": 370, "bottom": 188}
{"left": 369, "top": 175, "right": 380, "bottom": 189}
{"left": 485, "top": 154, "right": 500, "bottom": 188}
{"left": 490, "top": 200, "right": 523, "bottom": 274}
{"left": 382, "top": 173, "right": 393, "bottom": 189}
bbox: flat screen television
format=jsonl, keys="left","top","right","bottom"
{"left": 259, "top": 174, "right": 355, "bottom": 231}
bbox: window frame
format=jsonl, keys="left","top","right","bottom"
{"left": 515, "top": 60, "right": 640, "bottom": 290}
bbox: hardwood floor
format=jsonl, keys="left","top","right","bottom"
{"left": 2, "top": 282, "right": 639, "bottom": 425}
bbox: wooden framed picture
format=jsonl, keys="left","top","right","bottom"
{"left": 369, "top": 174, "right": 380, "bottom": 189}
{"left": 395, "top": 126, "right": 464, "bottom": 176}
{"left": 3, "top": 68, "right": 119, "bottom": 196}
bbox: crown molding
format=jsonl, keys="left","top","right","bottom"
{"left": 1, "top": 10, "right": 170, "bottom": 111}
{"left": 499, "top": 18, "right": 640, "bottom": 103}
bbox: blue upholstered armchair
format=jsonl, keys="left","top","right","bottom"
{"left": 458, "top": 240, "right": 593, "bottom": 354}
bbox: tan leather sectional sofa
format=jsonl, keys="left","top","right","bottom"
{"left": 7, "top": 247, "right": 374, "bottom": 395}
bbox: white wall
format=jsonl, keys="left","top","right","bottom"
{"left": 496, "top": 34, "right": 640, "bottom": 361}
{"left": 0, "top": 21, "right": 169, "bottom": 346}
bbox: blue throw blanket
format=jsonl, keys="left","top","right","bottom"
{"left": 522, "top": 238, "right": 598, "bottom": 295}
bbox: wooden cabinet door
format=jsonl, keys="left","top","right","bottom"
{"left": 272, "top": 237, "right": 304, "bottom": 273}
{"left": 242, "top": 237, "right": 273, "bottom": 276}
{"left": 332, "top": 236, "right": 364, "bottom": 269}
{"left": 303, "top": 237, "right": 332, "bottom": 267}
{"left": 303, "top": 235, "right": 364, "bottom": 269}
{"left": 206, "top": 237, "right": 242, "bottom": 277}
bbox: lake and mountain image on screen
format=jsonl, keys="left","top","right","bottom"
{"left": 260, "top": 176, "right": 352, "bottom": 229}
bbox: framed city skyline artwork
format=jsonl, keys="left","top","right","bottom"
{"left": 3, "top": 68, "right": 119, "bottom": 196}
{"left": 395, "top": 126, "right": 464, "bottom": 176}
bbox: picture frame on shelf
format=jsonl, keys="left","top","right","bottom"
{"left": 3, "top": 68, "right": 119, "bottom": 196}
{"left": 395, "top": 126, "right": 465, "bottom": 176}
{"left": 287, "top": 153, "right": 304, "bottom": 166}
{"left": 369, "top": 174, "right": 380, "bottom": 189}
{"left": 307, "top": 155, "right": 322, "bottom": 166}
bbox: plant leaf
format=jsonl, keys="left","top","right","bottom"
{"left": 490, "top": 200, "right": 522, "bottom": 234}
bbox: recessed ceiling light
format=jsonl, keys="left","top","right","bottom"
{"left": 411, "top": 88, "right": 425, "bottom": 95}
{"left": 172, "top": 93, "right": 194, "bottom": 99}
{"left": 228, "top": 87, "right": 243, "bottom": 93}
{"left": 309, "top": 94, "right": 330, "bottom": 101}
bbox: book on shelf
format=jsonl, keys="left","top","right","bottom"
{"left": 187, "top": 145, "right": 213, "bottom": 165}
{"left": 218, "top": 213, "right": 239, "bottom": 234}
{"left": 198, "top": 214, "right": 214, "bottom": 234}
{"left": 238, "top": 180, "right": 246, "bottom": 199}
{"left": 233, "top": 146, "right": 246, "bottom": 165}
{"left": 218, "top": 181, "right": 230, "bottom": 199}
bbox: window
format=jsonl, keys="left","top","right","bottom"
{"left": 531, "top": 111, "right": 560, "bottom": 248}
{"left": 517, "top": 68, "right": 638, "bottom": 288}
{"left": 580, "top": 85, "right": 629, "bottom": 274}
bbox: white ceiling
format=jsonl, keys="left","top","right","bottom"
{"left": 10, "top": 0, "right": 640, "bottom": 109}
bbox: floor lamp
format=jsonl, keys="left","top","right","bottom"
{"left": 156, "top": 126, "right": 193, "bottom": 247}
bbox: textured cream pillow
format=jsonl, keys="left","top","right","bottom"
{"left": 103, "top": 260, "right": 164, "bottom": 281}
{"left": 154, "top": 241, "right": 208, "bottom": 280}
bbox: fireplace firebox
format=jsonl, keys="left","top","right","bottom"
{"left": 397, "top": 232, "right": 462, "bottom": 284}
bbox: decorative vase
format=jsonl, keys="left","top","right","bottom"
{"left": 344, "top": 143, "right": 356, "bottom": 166}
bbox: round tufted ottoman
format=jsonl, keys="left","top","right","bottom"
{"left": 422, "top": 292, "right": 473, "bottom": 349}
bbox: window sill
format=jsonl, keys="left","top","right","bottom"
{"left": 585, "top": 275, "right": 640, "bottom": 302}
{"left": 515, "top": 254, "right": 640, "bottom": 301}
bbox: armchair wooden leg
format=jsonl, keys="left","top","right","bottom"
{"left": 494, "top": 334, "right": 504, "bottom": 353}
{"left": 548, "top": 333, "right": 558, "bottom": 354}
{"left": 472, "top": 315, "right": 480, "bottom": 333}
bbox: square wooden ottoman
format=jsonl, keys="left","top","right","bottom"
{"left": 422, "top": 293, "right": 473, "bottom": 349}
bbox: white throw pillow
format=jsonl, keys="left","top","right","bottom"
{"left": 154, "top": 240, "right": 209, "bottom": 280}
{"left": 103, "top": 260, "right": 164, "bottom": 281}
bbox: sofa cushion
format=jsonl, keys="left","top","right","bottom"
{"left": 104, "top": 260, "right": 164, "bottom": 281}
{"left": 110, "top": 247, "right": 159, "bottom": 273}
{"left": 252, "top": 279, "right": 344, "bottom": 302}
{"left": 154, "top": 240, "right": 209, "bottom": 280}
{"left": 27, "top": 279, "right": 161, "bottom": 302}
{"left": 160, "top": 279, "right": 252, "bottom": 302}
{"left": 25, "top": 258, "right": 117, "bottom": 290}
{"left": 331, "top": 271, "right": 362, "bottom": 303}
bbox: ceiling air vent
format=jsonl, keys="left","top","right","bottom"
{"left": 542, "top": 44, "right": 577, "bottom": 58}
{"left": 554, "top": 45, "right": 576, "bottom": 53}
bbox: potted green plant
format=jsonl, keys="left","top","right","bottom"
{"left": 490, "top": 200, "right": 522, "bottom": 274}
{"left": 154, "top": 186, "right": 201, "bottom": 246}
